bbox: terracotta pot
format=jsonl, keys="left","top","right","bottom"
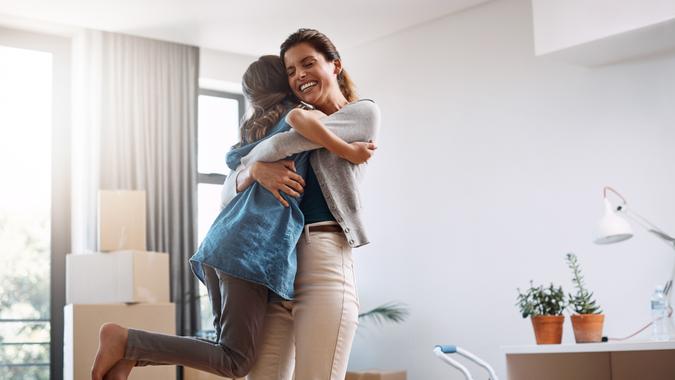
{"left": 571, "top": 314, "right": 604, "bottom": 343}
{"left": 531, "top": 315, "right": 564, "bottom": 344}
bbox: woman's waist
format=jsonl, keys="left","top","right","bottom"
{"left": 304, "top": 221, "right": 341, "bottom": 233}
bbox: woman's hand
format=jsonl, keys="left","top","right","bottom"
{"left": 342, "top": 141, "right": 377, "bottom": 165}
{"left": 250, "top": 160, "right": 305, "bottom": 207}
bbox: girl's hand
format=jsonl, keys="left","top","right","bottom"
{"left": 342, "top": 141, "right": 377, "bottom": 164}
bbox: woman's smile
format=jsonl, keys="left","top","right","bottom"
{"left": 299, "top": 81, "right": 318, "bottom": 93}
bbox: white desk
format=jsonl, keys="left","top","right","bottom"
{"left": 501, "top": 340, "right": 675, "bottom": 380}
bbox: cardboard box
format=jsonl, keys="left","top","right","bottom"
{"left": 66, "top": 250, "right": 170, "bottom": 304}
{"left": 98, "top": 190, "right": 147, "bottom": 251}
{"left": 64, "top": 303, "right": 176, "bottom": 380}
{"left": 183, "top": 366, "right": 245, "bottom": 380}
{"left": 346, "top": 370, "right": 407, "bottom": 380}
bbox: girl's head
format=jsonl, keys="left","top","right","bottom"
{"left": 280, "top": 29, "right": 357, "bottom": 112}
{"left": 239, "top": 55, "right": 296, "bottom": 144}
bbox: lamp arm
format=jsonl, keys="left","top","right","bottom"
{"left": 620, "top": 206, "right": 675, "bottom": 300}
{"left": 620, "top": 206, "right": 675, "bottom": 248}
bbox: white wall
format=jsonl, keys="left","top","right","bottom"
{"left": 532, "top": 0, "right": 675, "bottom": 54}
{"left": 343, "top": 0, "right": 675, "bottom": 378}
{"left": 199, "top": 47, "right": 255, "bottom": 92}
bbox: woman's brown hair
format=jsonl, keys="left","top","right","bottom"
{"left": 239, "top": 55, "right": 296, "bottom": 145}
{"left": 280, "top": 28, "right": 358, "bottom": 103}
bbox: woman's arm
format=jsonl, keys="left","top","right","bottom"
{"left": 286, "top": 109, "right": 374, "bottom": 164}
{"left": 240, "top": 100, "right": 380, "bottom": 167}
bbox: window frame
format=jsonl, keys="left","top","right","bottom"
{"left": 196, "top": 88, "right": 245, "bottom": 185}
{"left": 193, "top": 88, "right": 245, "bottom": 335}
{"left": 0, "top": 27, "right": 71, "bottom": 380}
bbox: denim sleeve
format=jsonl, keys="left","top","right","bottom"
{"left": 226, "top": 116, "right": 293, "bottom": 170}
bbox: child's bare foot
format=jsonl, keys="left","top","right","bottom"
{"left": 103, "top": 359, "right": 136, "bottom": 380}
{"left": 91, "top": 323, "right": 128, "bottom": 380}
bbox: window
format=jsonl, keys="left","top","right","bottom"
{"left": 195, "top": 88, "right": 244, "bottom": 336}
{"left": 0, "top": 45, "right": 53, "bottom": 380}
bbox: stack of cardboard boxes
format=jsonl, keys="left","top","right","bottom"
{"left": 64, "top": 190, "right": 176, "bottom": 380}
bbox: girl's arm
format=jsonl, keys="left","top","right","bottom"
{"left": 240, "top": 100, "right": 380, "bottom": 167}
{"left": 220, "top": 167, "right": 244, "bottom": 210}
{"left": 286, "top": 108, "right": 374, "bottom": 164}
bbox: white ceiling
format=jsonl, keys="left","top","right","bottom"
{"left": 0, "top": 0, "right": 491, "bottom": 56}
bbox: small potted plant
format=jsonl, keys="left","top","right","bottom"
{"left": 516, "top": 281, "right": 566, "bottom": 344}
{"left": 566, "top": 253, "right": 604, "bottom": 343}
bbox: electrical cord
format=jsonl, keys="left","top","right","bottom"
{"left": 603, "top": 306, "right": 674, "bottom": 342}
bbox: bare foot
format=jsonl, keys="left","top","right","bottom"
{"left": 103, "top": 359, "right": 136, "bottom": 380}
{"left": 91, "top": 323, "right": 129, "bottom": 380}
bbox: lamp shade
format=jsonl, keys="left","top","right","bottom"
{"left": 594, "top": 198, "right": 633, "bottom": 244}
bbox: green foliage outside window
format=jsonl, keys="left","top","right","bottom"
{"left": 0, "top": 214, "right": 50, "bottom": 380}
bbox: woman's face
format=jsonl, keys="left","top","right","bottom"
{"left": 284, "top": 42, "right": 341, "bottom": 107}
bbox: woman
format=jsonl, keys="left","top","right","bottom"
{"left": 227, "top": 29, "right": 381, "bottom": 380}
{"left": 90, "top": 54, "right": 375, "bottom": 380}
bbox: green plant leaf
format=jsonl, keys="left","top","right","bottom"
{"left": 358, "top": 302, "right": 409, "bottom": 325}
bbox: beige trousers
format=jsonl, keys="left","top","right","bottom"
{"left": 248, "top": 223, "right": 360, "bottom": 380}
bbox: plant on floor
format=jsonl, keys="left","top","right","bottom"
{"left": 358, "top": 302, "right": 409, "bottom": 325}
{"left": 516, "top": 281, "right": 566, "bottom": 318}
{"left": 565, "top": 253, "right": 602, "bottom": 315}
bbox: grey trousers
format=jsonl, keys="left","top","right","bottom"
{"left": 124, "top": 264, "right": 268, "bottom": 378}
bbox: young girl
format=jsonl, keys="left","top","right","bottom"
{"left": 90, "top": 55, "right": 375, "bottom": 379}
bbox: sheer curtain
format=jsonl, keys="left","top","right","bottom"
{"left": 71, "top": 30, "right": 199, "bottom": 335}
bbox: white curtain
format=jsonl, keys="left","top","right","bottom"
{"left": 71, "top": 30, "right": 199, "bottom": 335}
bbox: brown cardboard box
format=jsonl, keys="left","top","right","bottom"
{"left": 183, "top": 366, "right": 245, "bottom": 380}
{"left": 64, "top": 303, "right": 176, "bottom": 380}
{"left": 98, "top": 190, "right": 147, "bottom": 251}
{"left": 66, "top": 250, "right": 170, "bottom": 304}
{"left": 346, "top": 370, "right": 407, "bottom": 380}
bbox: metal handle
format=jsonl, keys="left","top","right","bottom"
{"left": 433, "top": 345, "right": 499, "bottom": 380}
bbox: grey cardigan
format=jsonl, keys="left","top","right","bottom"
{"left": 221, "top": 99, "right": 380, "bottom": 248}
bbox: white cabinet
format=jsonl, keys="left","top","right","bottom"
{"left": 502, "top": 340, "right": 675, "bottom": 379}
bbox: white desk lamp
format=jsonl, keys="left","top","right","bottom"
{"left": 594, "top": 186, "right": 675, "bottom": 315}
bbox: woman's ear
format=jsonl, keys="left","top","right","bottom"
{"left": 333, "top": 59, "right": 343, "bottom": 75}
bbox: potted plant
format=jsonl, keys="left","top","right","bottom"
{"left": 566, "top": 253, "right": 604, "bottom": 343}
{"left": 516, "top": 281, "right": 566, "bottom": 344}
{"left": 358, "top": 302, "right": 409, "bottom": 325}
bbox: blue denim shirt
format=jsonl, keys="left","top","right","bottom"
{"left": 190, "top": 116, "right": 309, "bottom": 300}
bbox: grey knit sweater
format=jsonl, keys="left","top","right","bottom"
{"left": 222, "top": 99, "right": 380, "bottom": 248}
